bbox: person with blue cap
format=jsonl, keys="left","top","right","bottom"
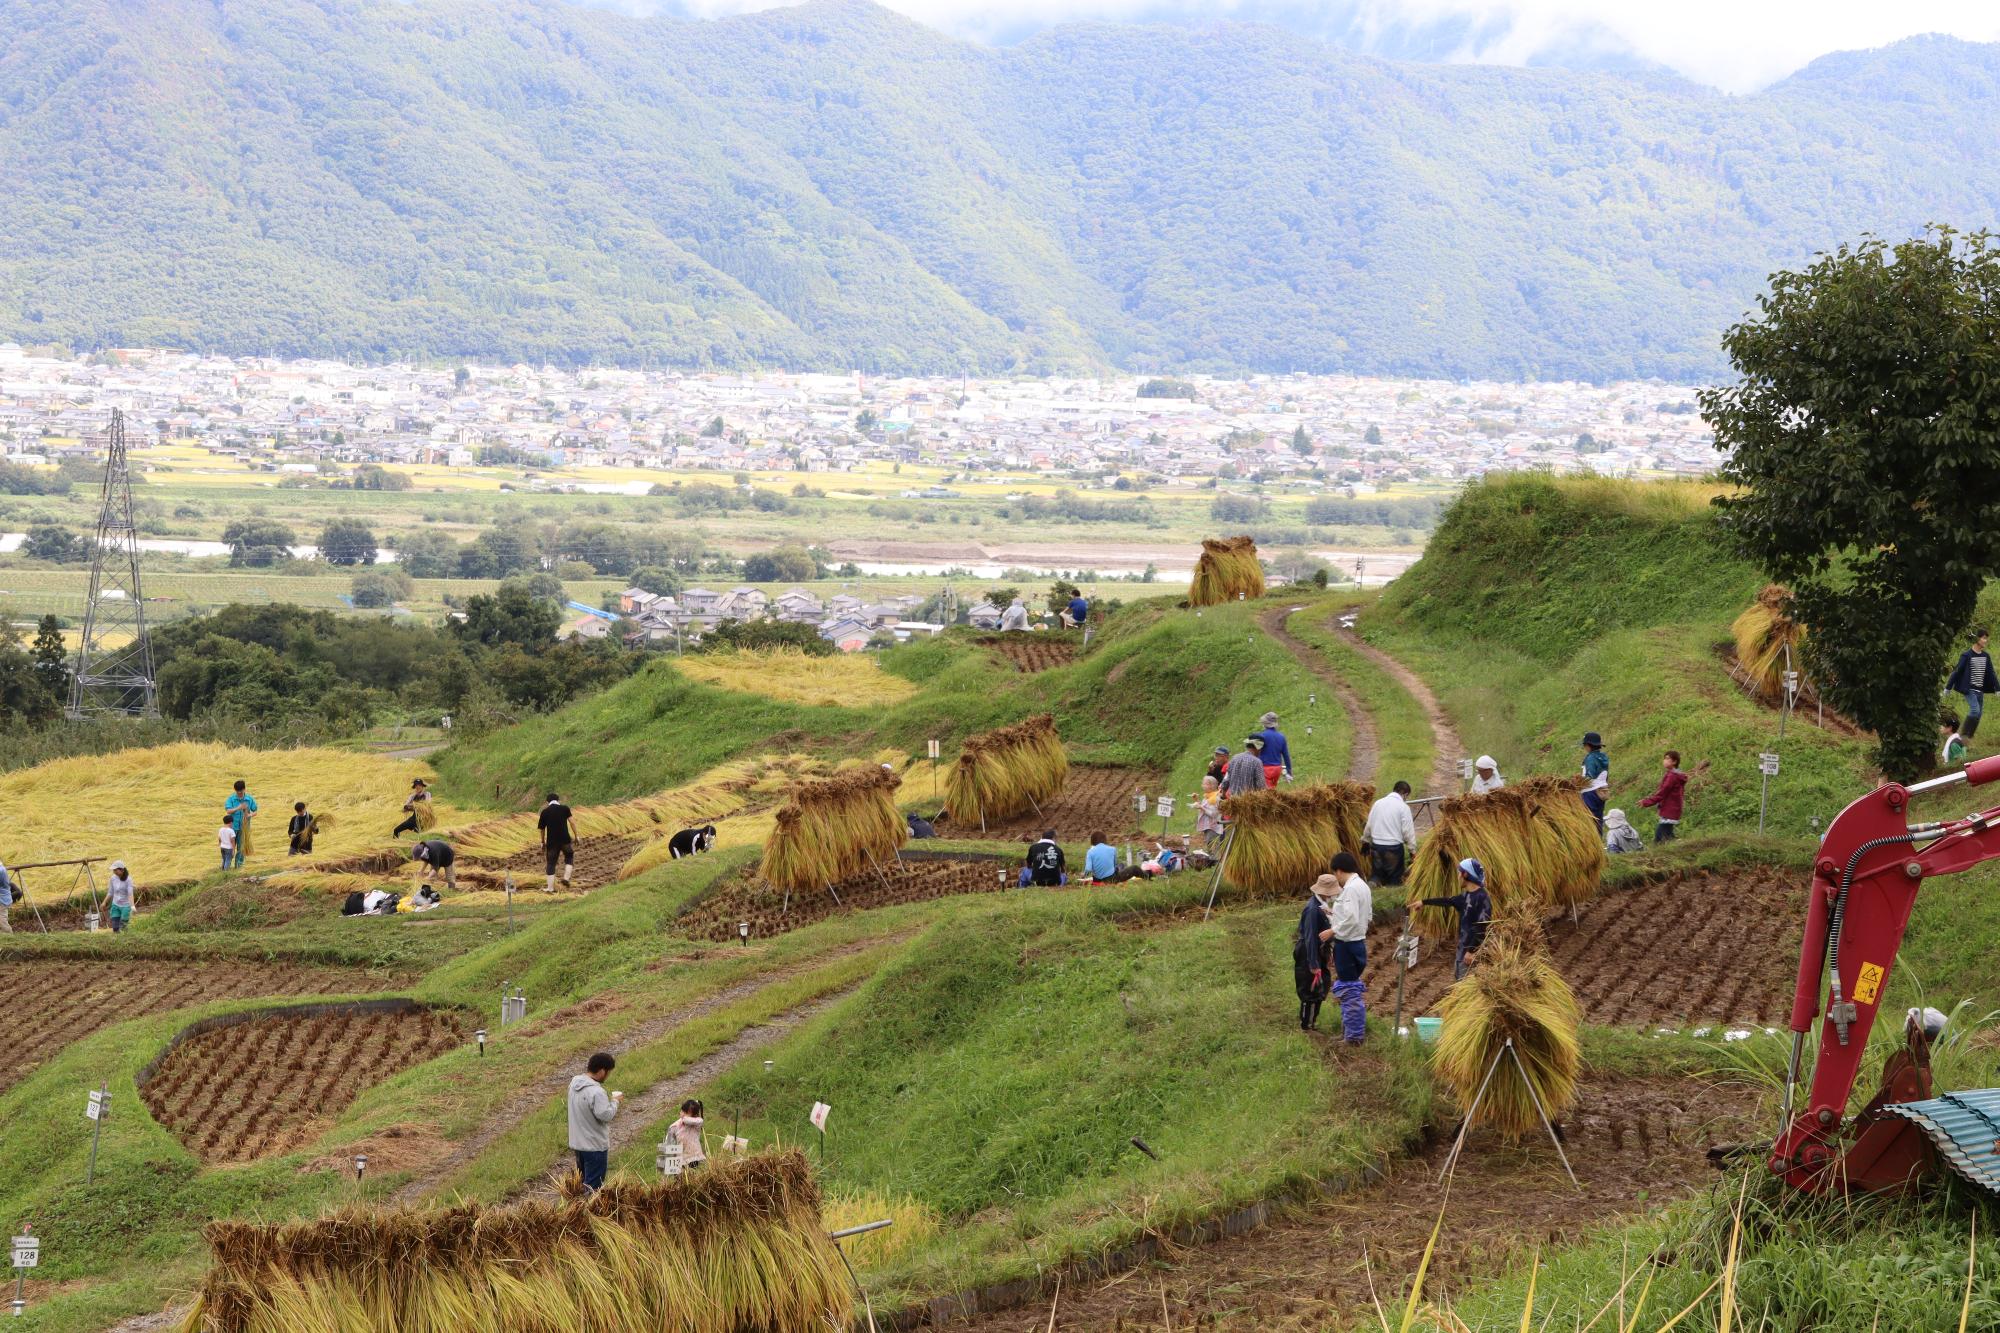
{"left": 1419, "top": 856, "right": 1493, "bottom": 979}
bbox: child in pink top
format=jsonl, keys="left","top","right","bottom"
{"left": 668, "top": 1099, "right": 707, "bottom": 1169}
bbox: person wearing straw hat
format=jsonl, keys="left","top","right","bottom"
{"left": 1325, "top": 852, "right": 1373, "bottom": 1045}
{"left": 1470, "top": 756, "right": 1505, "bottom": 795}
{"left": 1294, "top": 876, "right": 1335, "bottom": 1031}
{"left": 1223, "top": 736, "right": 1269, "bottom": 797}
{"left": 1420, "top": 857, "right": 1493, "bottom": 979}
{"left": 1579, "top": 732, "right": 1609, "bottom": 833}
{"left": 1256, "top": 712, "right": 1292, "bottom": 787}
{"left": 106, "top": 861, "right": 137, "bottom": 933}
{"left": 393, "top": 778, "right": 433, "bottom": 838}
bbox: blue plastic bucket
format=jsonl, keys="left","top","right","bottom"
{"left": 1413, "top": 1016, "right": 1443, "bottom": 1044}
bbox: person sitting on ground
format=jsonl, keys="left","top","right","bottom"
{"left": 106, "top": 861, "right": 136, "bottom": 934}
{"left": 1603, "top": 808, "right": 1645, "bottom": 855}
{"left": 1256, "top": 712, "right": 1293, "bottom": 786}
{"left": 1084, "top": 831, "right": 1118, "bottom": 884}
{"left": 1420, "top": 857, "right": 1493, "bottom": 979}
{"left": 999, "top": 597, "right": 1030, "bottom": 633}
{"left": 567, "top": 1052, "right": 622, "bottom": 1193}
{"left": 1325, "top": 851, "right": 1373, "bottom": 1045}
{"left": 393, "top": 778, "right": 433, "bottom": 838}
{"left": 1944, "top": 717, "right": 1968, "bottom": 767}
{"left": 1637, "top": 750, "right": 1686, "bottom": 844}
{"left": 411, "top": 838, "right": 457, "bottom": 890}
{"left": 288, "top": 801, "right": 315, "bottom": 856}
{"left": 1025, "top": 830, "right": 1066, "bottom": 886}
{"left": 1470, "top": 755, "right": 1505, "bottom": 795}
{"left": 1362, "top": 780, "right": 1417, "bottom": 888}
{"left": 1223, "top": 736, "right": 1269, "bottom": 797}
{"left": 906, "top": 811, "right": 937, "bottom": 839}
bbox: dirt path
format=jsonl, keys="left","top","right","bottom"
{"left": 1258, "top": 605, "right": 1379, "bottom": 784}
{"left": 390, "top": 936, "right": 894, "bottom": 1205}
{"left": 952, "top": 1076, "right": 1759, "bottom": 1332}
{"left": 1331, "top": 610, "right": 1465, "bottom": 797}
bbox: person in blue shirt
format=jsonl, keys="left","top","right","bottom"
{"left": 1067, "top": 593, "right": 1089, "bottom": 628}
{"left": 1420, "top": 857, "right": 1493, "bottom": 979}
{"left": 1257, "top": 712, "right": 1292, "bottom": 786}
{"left": 1084, "top": 832, "right": 1119, "bottom": 883}
{"left": 1579, "top": 731, "right": 1609, "bottom": 832}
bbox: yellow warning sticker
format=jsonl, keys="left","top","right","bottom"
{"left": 1854, "top": 962, "right": 1885, "bottom": 1006}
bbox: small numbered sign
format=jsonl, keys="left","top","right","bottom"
{"left": 1782, "top": 671, "right": 1800, "bottom": 699}
{"left": 1759, "top": 752, "right": 1781, "bottom": 776}
{"left": 1133, "top": 790, "right": 1149, "bottom": 814}
{"left": 10, "top": 1237, "right": 37, "bottom": 1270}
{"left": 809, "top": 1101, "right": 832, "bottom": 1133}
{"left": 1458, "top": 758, "right": 1476, "bottom": 780}
{"left": 927, "top": 739, "right": 940, "bottom": 759}
{"left": 1155, "top": 796, "right": 1175, "bottom": 819}
{"left": 85, "top": 1090, "right": 106, "bottom": 1122}
{"left": 660, "top": 1139, "right": 684, "bottom": 1177}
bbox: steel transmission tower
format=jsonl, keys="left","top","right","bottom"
{"left": 69, "top": 409, "right": 157, "bottom": 718}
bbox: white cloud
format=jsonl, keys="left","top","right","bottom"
{"left": 607, "top": 0, "right": 2000, "bottom": 92}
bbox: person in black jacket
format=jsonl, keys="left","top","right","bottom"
{"left": 1024, "top": 831, "right": 1066, "bottom": 886}
{"left": 1294, "top": 878, "right": 1334, "bottom": 1030}
{"left": 1420, "top": 857, "right": 1492, "bottom": 979}
{"left": 1947, "top": 629, "right": 1994, "bottom": 739}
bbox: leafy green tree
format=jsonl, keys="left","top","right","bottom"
{"left": 985, "top": 586, "right": 1020, "bottom": 611}
{"left": 350, "top": 464, "right": 412, "bottom": 491}
{"left": 22, "top": 525, "right": 83, "bottom": 563}
{"left": 499, "top": 571, "right": 566, "bottom": 604}
{"left": 1290, "top": 425, "right": 1312, "bottom": 456}
{"left": 855, "top": 409, "right": 878, "bottom": 432}
{"left": 317, "top": 517, "right": 377, "bottom": 565}
{"left": 221, "top": 518, "right": 297, "bottom": 567}
{"left": 1137, "top": 379, "right": 1197, "bottom": 400}
{"left": 454, "top": 365, "right": 471, "bottom": 389}
{"left": 627, "top": 565, "right": 684, "bottom": 598}
{"left": 1363, "top": 425, "right": 1383, "bottom": 446}
{"left": 742, "top": 545, "right": 817, "bottom": 583}
{"left": 31, "top": 614, "right": 66, "bottom": 701}
{"left": 456, "top": 526, "right": 541, "bottom": 579}
{"left": 695, "top": 621, "right": 834, "bottom": 656}
{"left": 700, "top": 416, "right": 725, "bottom": 437}
{"left": 395, "top": 528, "right": 459, "bottom": 579}
{"left": 1707, "top": 229, "right": 2000, "bottom": 778}
{"left": 451, "top": 585, "right": 560, "bottom": 650}
{"left": 1210, "top": 494, "right": 1267, "bottom": 523}
{"left": 350, "top": 568, "right": 412, "bottom": 608}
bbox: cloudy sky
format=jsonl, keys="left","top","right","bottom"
{"left": 593, "top": 0, "right": 2000, "bottom": 92}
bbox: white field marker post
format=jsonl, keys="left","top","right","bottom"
{"left": 927, "top": 739, "right": 940, "bottom": 806}
{"left": 10, "top": 1229, "right": 36, "bottom": 1318}
{"left": 505, "top": 872, "right": 515, "bottom": 933}
{"left": 1757, "top": 752, "right": 1780, "bottom": 834}
{"left": 84, "top": 1083, "right": 107, "bottom": 1186}
{"left": 1156, "top": 795, "right": 1175, "bottom": 843}
{"left": 810, "top": 1101, "right": 831, "bottom": 1164}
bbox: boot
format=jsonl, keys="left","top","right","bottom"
{"left": 1299, "top": 1000, "right": 1312, "bottom": 1030}
{"left": 544, "top": 875, "right": 556, "bottom": 894}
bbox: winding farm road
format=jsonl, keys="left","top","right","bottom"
{"left": 1331, "top": 610, "right": 1467, "bottom": 797}
{"left": 1257, "top": 604, "right": 1379, "bottom": 784}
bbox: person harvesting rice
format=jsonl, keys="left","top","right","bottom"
{"left": 393, "top": 777, "right": 433, "bottom": 838}
{"left": 1362, "top": 780, "right": 1417, "bottom": 887}
{"left": 1420, "top": 856, "right": 1493, "bottom": 979}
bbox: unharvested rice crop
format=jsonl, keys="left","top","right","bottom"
{"left": 675, "top": 648, "right": 918, "bottom": 707}
{"left": 180, "top": 1151, "right": 850, "bottom": 1333}
{"left": 1732, "top": 583, "right": 1806, "bottom": 704}
{"left": 1189, "top": 535, "right": 1266, "bottom": 606}
{"left": 1404, "top": 780, "right": 1602, "bottom": 941}
{"left": 1223, "top": 782, "right": 1374, "bottom": 895}
{"left": 0, "top": 742, "right": 443, "bottom": 889}
{"left": 942, "top": 714, "right": 1068, "bottom": 826}
{"left": 1432, "top": 915, "right": 1581, "bottom": 1142}
{"left": 760, "top": 767, "right": 908, "bottom": 894}
{"left": 822, "top": 1191, "right": 938, "bottom": 1267}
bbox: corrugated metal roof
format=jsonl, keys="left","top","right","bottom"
{"left": 1882, "top": 1090, "right": 2000, "bottom": 1195}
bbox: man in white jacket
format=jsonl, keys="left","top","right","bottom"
{"left": 567, "top": 1052, "right": 622, "bottom": 1192}
{"left": 1324, "top": 853, "right": 1373, "bottom": 1045}
{"left": 1362, "top": 780, "right": 1417, "bottom": 887}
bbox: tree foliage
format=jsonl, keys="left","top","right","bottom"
{"left": 1707, "top": 229, "right": 2000, "bottom": 777}
{"left": 221, "top": 519, "right": 297, "bottom": 567}
{"left": 317, "top": 517, "right": 378, "bottom": 566}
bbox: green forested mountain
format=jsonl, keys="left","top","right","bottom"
{"left": 2, "top": 0, "right": 1999, "bottom": 379}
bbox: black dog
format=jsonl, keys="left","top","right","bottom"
{"left": 668, "top": 825, "right": 716, "bottom": 859}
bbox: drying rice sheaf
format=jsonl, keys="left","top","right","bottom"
{"left": 180, "top": 1152, "right": 850, "bottom": 1333}
{"left": 761, "top": 767, "right": 908, "bottom": 893}
{"left": 1732, "top": 583, "right": 1806, "bottom": 704}
{"left": 1223, "top": 782, "right": 1374, "bottom": 896}
{"left": 0, "top": 742, "right": 442, "bottom": 890}
{"left": 1432, "top": 916, "right": 1582, "bottom": 1142}
{"left": 1404, "top": 778, "right": 1602, "bottom": 941}
{"left": 674, "top": 648, "right": 919, "bottom": 708}
{"left": 942, "top": 714, "right": 1068, "bottom": 825}
{"left": 1188, "top": 535, "right": 1266, "bottom": 607}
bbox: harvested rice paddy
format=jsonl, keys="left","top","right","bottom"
{"left": 673, "top": 648, "right": 919, "bottom": 707}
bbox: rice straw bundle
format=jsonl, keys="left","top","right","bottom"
{"left": 1222, "top": 781, "right": 1375, "bottom": 896}
{"left": 1188, "top": 535, "right": 1266, "bottom": 606}
{"left": 179, "top": 1151, "right": 850, "bottom": 1333}
{"left": 1731, "top": 583, "right": 1805, "bottom": 704}
{"left": 1403, "top": 790, "right": 1539, "bottom": 941}
{"left": 1431, "top": 915, "right": 1581, "bottom": 1142}
{"left": 760, "top": 767, "right": 907, "bottom": 894}
{"left": 941, "top": 714, "right": 1069, "bottom": 825}
{"left": 1514, "top": 775, "right": 1606, "bottom": 911}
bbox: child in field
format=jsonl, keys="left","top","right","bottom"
{"left": 106, "top": 861, "right": 136, "bottom": 933}
{"left": 288, "top": 801, "right": 315, "bottom": 855}
{"left": 218, "top": 817, "right": 237, "bottom": 870}
{"left": 1943, "top": 717, "right": 1968, "bottom": 767}
{"left": 666, "top": 1099, "right": 707, "bottom": 1171}
{"left": 1191, "top": 776, "right": 1223, "bottom": 850}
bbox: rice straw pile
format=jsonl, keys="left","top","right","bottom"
{"left": 1731, "top": 583, "right": 1806, "bottom": 704}
{"left": 1222, "top": 782, "right": 1374, "bottom": 896}
{"left": 675, "top": 648, "right": 919, "bottom": 707}
{"left": 942, "top": 714, "right": 1069, "bottom": 825}
{"left": 179, "top": 1152, "right": 850, "bottom": 1333}
{"left": 1431, "top": 915, "right": 1581, "bottom": 1142}
{"left": 1404, "top": 779, "right": 1602, "bottom": 940}
{"left": 1189, "top": 536, "right": 1266, "bottom": 606}
{"left": 760, "top": 766, "right": 908, "bottom": 893}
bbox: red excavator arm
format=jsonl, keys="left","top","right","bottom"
{"left": 1770, "top": 754, "right": 2000, "bottom": 1193}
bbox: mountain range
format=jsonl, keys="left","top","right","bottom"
{"left": 3, "top": 0, "right": 1999, "bottom": 380}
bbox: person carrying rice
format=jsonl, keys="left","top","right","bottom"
{"left": 393, "top": 778, "right": 435, "bottom": 838}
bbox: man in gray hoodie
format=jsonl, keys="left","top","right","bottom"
{"left": 567, "top": 1052, "right": 621, "bottom": 1191}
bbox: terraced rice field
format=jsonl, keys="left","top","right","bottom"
{"left": 977, "top": 634, "right": 1079, "bottom": 674}
{"left": 676, "top": 853, "right": 1016, "bottom": 942}
{"left": 0, "top": 959, "right": 390, "bottom": 1094}
{"left": 935, "top": 766, "right": 1164, "bottom": 843}
{"left": 140, "top": 1005, "right": 468, "bottom": 1162}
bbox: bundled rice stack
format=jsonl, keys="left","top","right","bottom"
{"left": 1731, "top": 583, "right": 1806, "bottom": 704}
{"left": 761, "top": 766, "right": 907, "bottom": 894}
{"left": 942, "top": 714, "right": 1069, "bottom": 826}
{"left": 1431, "top": 915, "right": 1581, "bottom": 1142}
{"left": 1403, "top": 781, "right": 1602, "bottom": 939}
{"left": 1189, "top": 536, "right": 1266, "bottom": 606}
{"left": 1223, "top": 781, "right": 1375, "bottom": 896}
{"left": 1514, "top": 775, "right": 1606, "bottom": 912}
{"left": 179, "top": 1151, "right": 851, "bottom": 1333}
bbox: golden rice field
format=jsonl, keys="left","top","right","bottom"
{"left": 674, "top": 649, "right": 919, "bottom": 707}
{"left": 0, "top": 742, "right": 443, "bottom": 888}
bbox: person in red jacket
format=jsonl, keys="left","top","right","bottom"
{"left": 1639, "top": 749, "right": 1686, "bottom": 844}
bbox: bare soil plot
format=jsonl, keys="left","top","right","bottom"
{"left": 0, "top": 959, "right": 389, "bottom": 1095}
{"left": 677, "top": 853, "right": 1017, "bottom": 942}
{"left": 977, "top": 635, "right": 1080, "bottom": 674}
{"left": 486, "top": 837, "right": 643, "bottom": 893}
{"left": 935, "top": 767, "right": 1164, "bottom": 844}
{"left": 141, "top": 1006, "right": 467, "bottom": 1163}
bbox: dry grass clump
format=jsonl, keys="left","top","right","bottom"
{"left": 0, "top": 742, "right": 442, "bottom": 889}
{"left": 942, "top": 714, "right": 1068, "bottom": 825}
{"left": 675, "top": 649, "right": 919, "bottom": 708}
{"left": 761, "top": 767, "right": 908, "bottom": 894}
{"left": 1404, "top": 779, "right": 1601, "bottom": 940}
{"left": 1189, "top": 535, "right": 1266, "bottom": 606}
{"left": 1222, "top": 782, "right": 1374, "bottom": 896}
{"left": 180, "top": 1152, "right": 850, "bottom": 1333}
{"left": 1432, "top": 915, "right": 1581, "bottom": 1142}
{"left": 1732, "top": 583, "right": 1806, "bottom": 704}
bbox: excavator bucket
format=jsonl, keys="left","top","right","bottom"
{"left": 1881, "top": 1090, "right": 2000, "bottom": 1197}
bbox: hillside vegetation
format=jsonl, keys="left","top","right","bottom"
{"left": 7, "top": 0, "right": 2000, "bottom": 376}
